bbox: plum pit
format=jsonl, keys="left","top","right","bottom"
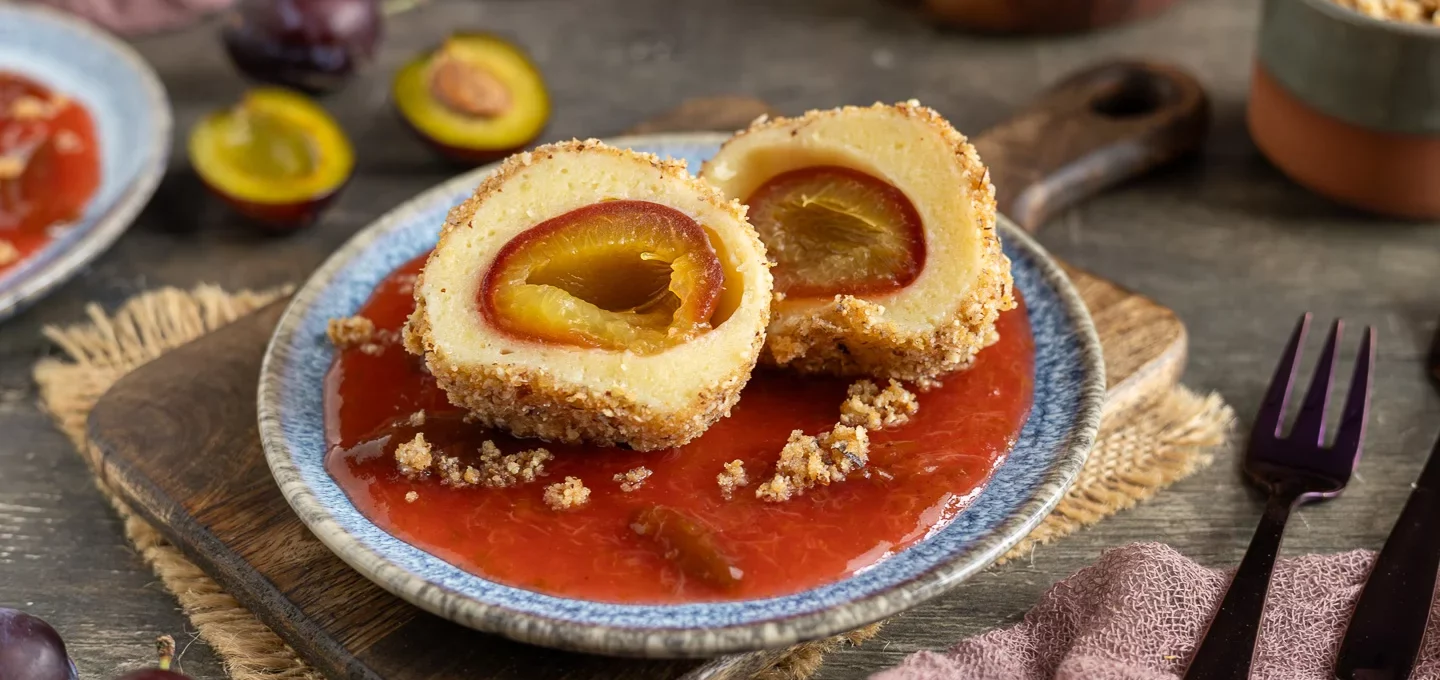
{"left": 481, "top": 200, "right": 725, "bottom": 354}
{"left": 745, "top": 166, "right": 924, "bottom": 298}
{"left": 394, "top": 33, "right": 550, "bottom": 164}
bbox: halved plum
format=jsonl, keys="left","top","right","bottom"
{"left": 480, "top": 200, "right": 724, "bottom": 355}
{"left": 745, "top": 165, "right": 925, "bottom": 298}
{"left": 393, "top": 33, "right": 549, "bottom": 164}
{"left": 189, "top": 88, "right": 354, "bottom": 228}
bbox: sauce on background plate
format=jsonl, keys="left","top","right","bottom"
{"left": 325, "top": 255, "right": 1034, "bottom": 603}
{"left": 0, "top": 71, "right": 100, "bottom": 274}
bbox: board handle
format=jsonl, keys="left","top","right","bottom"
{"left": 973, "top": 60, "right": 1209, "bottom": 232}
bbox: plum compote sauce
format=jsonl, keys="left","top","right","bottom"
{"left": 325, "top": 255, "right": 1034, "bottom": 603}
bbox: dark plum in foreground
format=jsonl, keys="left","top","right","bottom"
{"left": 0, "top": 608, "right": 76, "bottom": 680}
{"left": 221, "top": 0, "right": 382, "bottom": 94}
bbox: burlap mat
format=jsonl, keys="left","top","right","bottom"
{"left": 32, "top": 285, "right": 1234, "bottom": 680}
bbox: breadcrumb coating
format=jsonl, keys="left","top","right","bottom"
{"left": 755, "top": 424, "right": 870, "bottom": 502}
{"left": 393, "top": 434, "right": 551, "bottom": 489}
{"left": 840, "top": 379, "right": 919, "bottom": 430}
{"left": 717, "top": 460, "right": 749, "bottom": 500}
{"left": 394, "top": 433, "right": 433, "bottom": 478}
{"left": 404, "top": 139, "right": 773, "bottom": 451}
{"left": 404, "top": 491, "right": 419, "bottom": 503}
{"left": 544, "top": 476, "right": 591, "bottom": 510}
{"left": 327, "top": 315, "right": 376, "bottom": 350}
{"left": 614, "top": 466, "right": 653, "bottom": 492}
{"left": 0, "top": 240, "right": 17, "bottom": 267}
{"left": 703, "top": 101, "right": 1015, "bottom": 382}
{"left": 1333, "top": 0, "right": 1440, "bottom": 23}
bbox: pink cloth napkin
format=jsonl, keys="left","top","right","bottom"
{"left": 30, "top": 0, "right": 231, "bottom": 36}
{"left": 876, "top": 542, "right": 1440, "bottom": 680}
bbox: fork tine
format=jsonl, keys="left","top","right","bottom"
{"left": 1254, "top": 313, "right": 1311, "bottom": 440}
{"left": 1291, "top": 319, "right": 1343, "bottom": 446}
{"left": 1330, "top": 325, "right": 1375, "bottom": 461}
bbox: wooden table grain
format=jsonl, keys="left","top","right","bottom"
{"left": 1, "top": 0, "right": 1439, "bottom": 677}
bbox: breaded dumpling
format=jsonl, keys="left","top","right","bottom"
{"left": 405, "top": 140, "right": 773, "bottom": 450}
{"left": 700, "top": 101, "right": 1014, "bottom": 382}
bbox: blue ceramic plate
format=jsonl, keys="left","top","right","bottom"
{"left": 0, "top": 5, "right": 170, "bottom": 321}
{"left": 259, "top": 133, "right": 1105, "bottom": 658}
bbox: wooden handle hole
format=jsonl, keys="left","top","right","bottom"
{"left": 1090, "top": 70, "right": 1175, "bottom": 119}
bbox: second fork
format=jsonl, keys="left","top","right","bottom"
{"left": 1184, "top": 314, "right": 1375, "bottom": 680}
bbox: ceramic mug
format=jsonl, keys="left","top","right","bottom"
{"left": 1250, "top": 0, "right": 1440, "bottom": 218}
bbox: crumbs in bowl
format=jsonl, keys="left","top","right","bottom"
{"left": 1331, "top": 0, "right": 1440, "bottom": 24}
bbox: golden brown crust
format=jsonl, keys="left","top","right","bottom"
{"left": 705, "top": 102, "right": 1015, "bottom": 382}
{"left": 404, "top": 139, "right": 772, "bottom": 451}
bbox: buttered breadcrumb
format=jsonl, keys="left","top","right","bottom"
{"left": 840, "top": 379, "right": 919, "bottom": 430}
{"left": 405, "top": 491, "right": 419, "bottom": 503}
{"left": 717, "top": 460, "right": 749, "bottom": 499}
{"left": 406, "top": 410, "right": 426, "bottom": 427}
{"left": 0, "top": 240, "right": 17, "bottom": 267}
{"left": 544, "top": 476, "right": 591, "bottom": 510}
{"left": 327, "top": 315, "right": 376, "bottom": 350}
{"left": 614, "top": 467, "right": 653, "bottom": 492}
{"left": 755, "top": 425, "right": 870, "bottom": 502}
{"left": 393, "top": 434, "right": 551, "bottom": 490}
{"left": 1332, "top": 0, "right": 1440, "bottom": 23}
{"left": 750, "top": 378, "right": 919, "bottom": 503}
{"left": 394, "top": 433, "right": 433, "bottom": 478}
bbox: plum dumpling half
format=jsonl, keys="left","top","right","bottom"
{"left": 700, "top": 101, "right": 1015, "bottom": 383}
{"left": 404, "top": 140, "right": 773, "bottom": 451}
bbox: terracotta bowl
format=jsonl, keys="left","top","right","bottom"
{"left": 923, "top": 0, "right": 1182, "bottom": 34}
{"left": 1249, "top": 0, "right": 1440, "bottom": 218}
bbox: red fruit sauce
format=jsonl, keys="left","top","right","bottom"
{"left": 325, "top": 255, "right": 1034, "bottom": 603}
{"left": 0, "top": 72, "right": 101, "bottom": 275}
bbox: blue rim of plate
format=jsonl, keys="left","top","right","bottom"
{"left": 258, "top": 132, "right": 1106, "bottom": 658}
{"left": 0, "top": 4, "right": 171, "bottom": 321}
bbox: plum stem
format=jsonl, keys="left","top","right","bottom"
{"left": 382, "top": 0, "right": 427, "bottom": 16}
{"left": 155, "top": 635, "right": 176, "bottom": 671}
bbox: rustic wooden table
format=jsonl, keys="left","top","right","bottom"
{"left": 2, "top": 0, "right": 1439, "bottom": 677}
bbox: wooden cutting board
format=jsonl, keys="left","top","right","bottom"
{"left": 85, "top": 61, "right": 1207, "bottom": 680}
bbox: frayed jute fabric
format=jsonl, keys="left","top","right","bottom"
{"left": 33, "top": 286, "right": 1233, "bottom": 680}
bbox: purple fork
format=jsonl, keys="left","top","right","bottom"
{"left": 1183, "top": 314, "right": 1376, "bottom": 680}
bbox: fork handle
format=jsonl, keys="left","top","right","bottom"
{"left": 1183, "top": 488, "right": 1301, "bottom": 680}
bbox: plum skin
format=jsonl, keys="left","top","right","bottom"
{"left": 0, "top": 608, "right": 77, "bottom": 680}
{"left": 221, "top": 0, "right": 383, "bottom": 94}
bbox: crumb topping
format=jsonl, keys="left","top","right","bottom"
{"left": 544, "top": 476, "right": 591, "bottom": 510}
{"left": 327, "top": 316, "right": 377, "bottom": 350}
{"left": 755, "top": 424, "right": 870, "bottom": 502}
{"left": 394, "top": 433, "right": 551, "bottom": 490}
{"left": 394, "top": 433, "right": 433, "bottom": 478}
{"left": 840, "top": 379, "right": 919, "bottom": 430}
{"left": 406, "top": 410, "right": 426, "bottom": 427}
{"left": 0, "top": 156, "right": 23, "bottom": 181}
{"left": 717, "top": 460, "right": 749, "bottom": 500}
{"left": 1332, "top": 0, "right": 1440, "bottom": 24}
{"left": 614, "top": 466, "right": 653, "bottom": 492}
{"left": 751, "top": 378, "right": 919, "bottom": 503}
{"left": 0, "top": 240, "right": 18, "bottom": 267}
{"left": 405, "top": 491, "right": 419, "bottom": 503}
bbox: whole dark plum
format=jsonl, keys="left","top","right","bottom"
{"left": 221, "top": 0, "right": 383, "bottom": 94}
{"left": 0, "top": 608, "right": 77, "bottom": 680}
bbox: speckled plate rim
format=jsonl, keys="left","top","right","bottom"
{"left": 0, "top": 3, "right": 172, "bottom": 322}
{"left": 258, "top": 132, "right": 1105, "bottom": 658}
